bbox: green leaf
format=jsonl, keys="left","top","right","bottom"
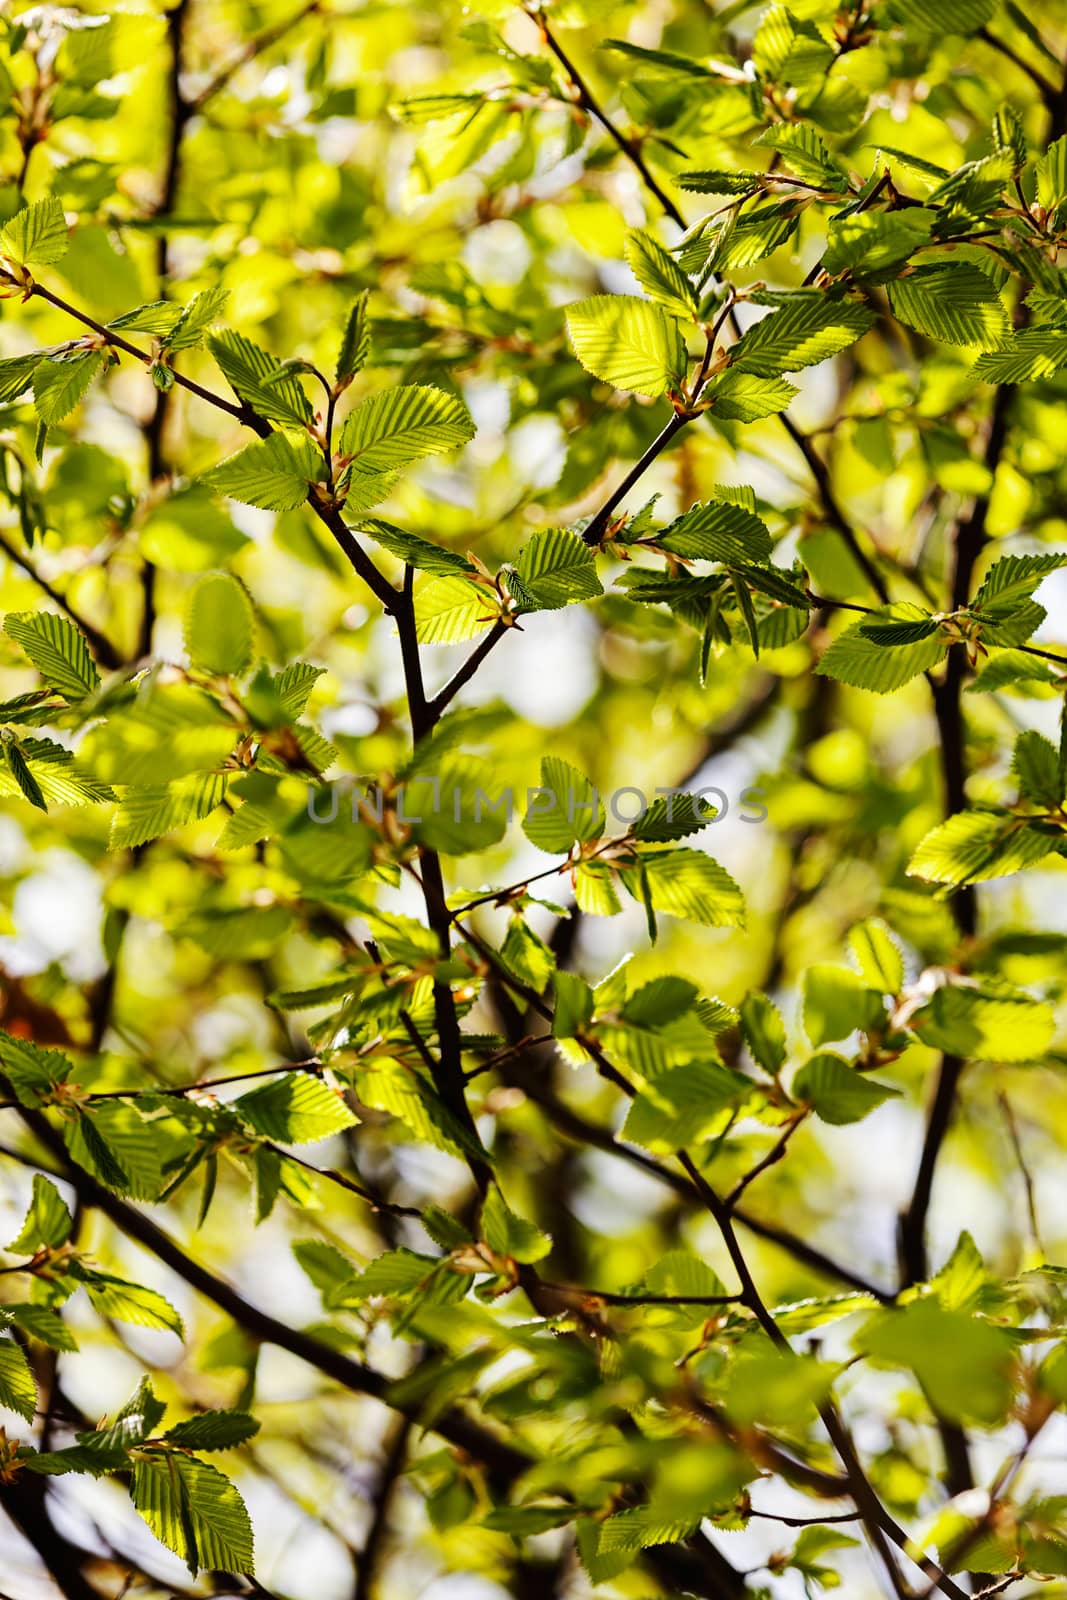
{"left": 972, "top": 330, "right": 1067, "bottom": 383}
{"left": 911, "top": 983, "right": 1056, "bottom": 1062}
{"left": 792, "top": 1052, "right": 900, "bottom": 1124}
{"left": 552, "top": 970, "right": 595, "bottom": 1039}
{"left": 0, "top": 196, "right": 69, "bottom": 266}
{"left": 889, "top": 264, "right": 1010, "bottom": 350}
{"left": 849, "top": 919, "right": 904, "bottom": 994}
{"left": 0, "top": 1340, "right": 37, "bottom": 1422}
{"left": 730, "top": 293, "right": 874, "bottom": 378}
{"left": 1013, "top": 730, "right": 1064, "bottom": 808}
{"left": 203, "top": 434, "right": 320, "bottom": 512}
{"left": 4, "top": 610, "right": 100, "bottom": 701}
{"left": 803, "top": 964, "right": 886, "bottom": 1045}
{"left": 0, "top": 353, "right": 44, "bottom": 403}
{"left": 755, "top": 123, "right": 847, "bottom": 190}
{"left": 565, "top": 294, "right": 687, "bottom": 397}
{"left": 481, "top": 1187, "right": 551, "bottom": 1264}
{"left": 234, "top": 1071, "right": 358, "bottom": 1143}
{"left": 184, "top": 573, "right": 254, "bottom": 676}
{"left": 972, "top": 551, "right": 1067, "bottom": 614}
{"left": 165, "top": 1411, "right": 260, "bottom": 1451}
{"left": 358, "top": 520, "right": 474, "bottom": 576}
{"left": 84, "top": 1271, "right": 184, "bottom": 1336}
{"left": 7, "top": 1174, "right": 73, "bottom": 1252}
{"left": 110, "top": 772, "right": 230, "bottom": 849}
{"left": 753, "top": 5, "right": 834, "bottom": 83}
{"left": 907, "top": 810, "right": 1060, "bottom": 886}
{"left": 209, "top": 330, "right": 314, "bottom": 429}
{"left": 523, "top": 755, "right": 603, "bottom": 853}
{"left": 816, "top": 604, "right": 947, "bottom": 692}
{"left": 1036, "top": 134, "right": 1067, "bottom": 211}
{"left": 0, "top": 1033, "right": 72, "bottom": 1106}
{"left": 131, "top": 1453, "right": 254, "bottom": 1577}
{"left": 165, "top": 287, "right": 230, "bottom": 351}
{"left": 7, "top": 1303, "right": 78, "bottom": 1352}
{"left": 822, "top": 210, "right": 936, "bottom": 278}
{"left": 627, "top": 847, "right": 745, "bottom": 928}
{"left": 631, "top": 792, "right": 716, "bottom": 842}
{"left": 859, "top": 1300, "right": 1013, "bottom": 1425}
{"left": 657, "top": 499, "right": 774, "bottom": 564}
{"left": 888, "top": 0, "right": 996, "bottom": 31}
{"left": 705, "top": 369, "right": 798, "bottom": 422}
{"left": 622, "top": 1060, "right": 752, "bottom": 1152}
{"left": 413, "top": 575, "right": 492, "bottom": 644}
{"left": 624, "top": 229, "right": 697, "bottom": 321}
{"left": 111, "top": 301, "right": 183, "bottom": 335}
{"left": 32, "top": 353, "right": 103, "bottom": 424}
{"left": 339, "top": 384, "right": 475, "bottom": 474}
{"left": 336, "top": 291, "right": 370, "bottom": 389}
{"left": 740, "top": 991, "right": 787, "bottom": 1075}
{"left": 2, "top": 734, "right": 47, "bottom": 810}
{"left": 511, "top": 526, "right": 602, "bottom": 611}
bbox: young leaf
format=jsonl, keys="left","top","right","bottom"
{"left": 848, "top": 919, "right": 904, "bottom": 994}
{"left": 888, "top": 264, "right": 1010, "bottom": 349}
{"left": 339, "top": 384, "right": 475, "bottom": 474}
{"left": 0, "top": 196, "right": 69, "bottom": 266}
{"left": 0, "top": 353, "right": 44, "bottom": 403}
{"left": 552, "top": 970, "right": 595, "bottom": 1038}
{"left": 336, "top": 291, "right": 370, "bottom": 389}
{"left": 624, "top": 229, "right": 698, "bottom": 321}
{"left": 209, "top": 330, "right": 314, "bottom": 429}
{"left": 887, "top": 0, "right": 997, "bottom": 35}
{"left": 523, "top": 756, "right": 603, "bottom": 852}
{"left": 816, "top": 604, "right": 947, "bottom": 692}
{"left": 511, "top": 527, "right": 602, "bottom": 611}
{"left": 907, "top": 810, "right": 1060, "bottom": 886}
{"left": 413, "top": 575, "right": 492, "bottom": 644}
{"left": 565, "top": 295, "right": 687, "bottom": 397}
{"left": 730, "top": 294, "right": 874, "bottom": 378}
{"left": 358, "top": 520, "right": 474, "bottom": 576}
{"left": 7, "top": 1174, "right": 73, "bottom": 1252}
{"left": 83, "top": 1272, "right": 184, "bottom": 1336}
{"left": 622, "top": 1061, "right": 752, "bottom": 1151}
{"left": 110, "top": 773, "right": 231, "bottom": 849}
{"left": 657, "top": 500, "right": 774, "bottom": 564}
{"left": 165, "top": 1411, "right": 260, "bottom": 1451}
{"left": 234, "top": 1072, "right": 358, "bottom": 1144}
{"left": 165, "top": 286, "right": 230, "bottom": 352}
{"left": 792, "top": 1052, "right": 900, "bottom": 1125}
{"left": 203, "top": 434, "right": 320, "bottom": 512}
{"left": 2, "top": 735, "right": 47, "bottom": 810}
{"left": 32, "top": 354, "right": 103, "bottom": 424}
{"left": 0, "top": 1340, "right": 37, "bottom": 1422}
{"left": 184, "top": 573, "right": 254, "bottom": 676}
{"left": 131, "top": 1454, "right": 254, "bottom": 1577}
{"left": 803, "top": 964, "right": 886, "bottom": 1046}
{"left": 4, "top": 611, "right": 100, "bottom": 701}
{"left": 628, "top": 848, "right": 745, "bottom": 928}
{"left": 1013, "top": 730, "right": 1064, "bottom": 808}
{"left": 740, "top": 991, "right": 788, "bottom": 1075}
{"left": 481, "top": 1186, "right": 552, "bottom": 1264}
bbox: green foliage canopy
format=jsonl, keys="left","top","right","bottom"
{"left": 1, "top": 1, "right": 1067, "bottom": 1597}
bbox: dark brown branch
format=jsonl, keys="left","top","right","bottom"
{"left": 977, "top": 27, "right": 1059, "bottom": 101}
{"left": 189, "top": 0, "right": 322, "bottom": 114}
{"left": 778, "top": 413, "right": 890, "bottom": 604}
{"left": 0, "top": 528, "right": 121, "bottom": 670}
{"left": 524, "top": 7, "right": 685, "bottom": 229}
{"left": 353, "top": 1415, "right": 410, "bottom": 1600}
{"left": 428, "top": 619, "right": 510, "bottom": 719}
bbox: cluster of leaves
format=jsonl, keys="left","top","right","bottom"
{"left": 2, "top": 2, "right": 1067, "bottom": 1599}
